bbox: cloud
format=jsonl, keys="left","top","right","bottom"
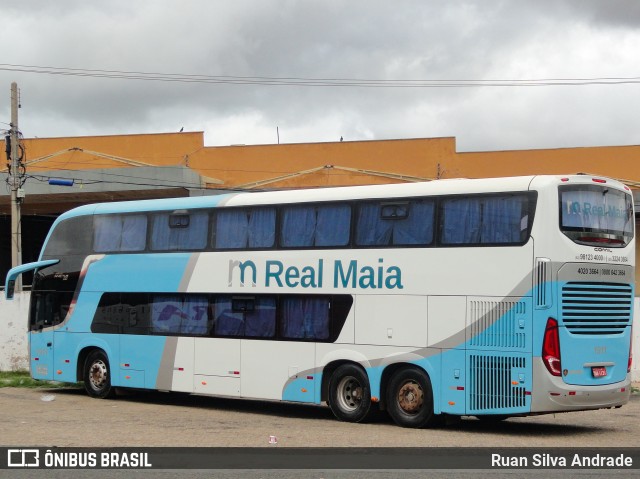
{"left": 1, "top": 0, "right": 639, "bottom": 152}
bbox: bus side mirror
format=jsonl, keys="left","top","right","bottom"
{"left": 6, "top": 280, "right": 15, "bottom": 300}
{"left": 4, "top": 259, "right": 60, "bottom": 300}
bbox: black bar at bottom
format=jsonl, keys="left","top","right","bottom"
{"left": 1, "top": 447, "right": 638, "bottom": 470}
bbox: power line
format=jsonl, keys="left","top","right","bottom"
{"left": 1, "top": 63, "right": 640, "bottom": 88}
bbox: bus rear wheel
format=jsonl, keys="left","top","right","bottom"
{"left": 328, "top": 364, "right": 372, "bottom": 423}
{"left": 83, "top": 350, "right": 115, "bottom": 399}
{"left": 386, "top": 366, "right": 434, "bottom": 428}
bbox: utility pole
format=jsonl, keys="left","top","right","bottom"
{"left": 9, "top": 82, "right": 22, "bottom": 292}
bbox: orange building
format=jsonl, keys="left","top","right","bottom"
{"left": 5, "top": 131, "right": 640, "bottom": 192}
{"left": 1, "top": 131, "right": 640, "bottom": 282}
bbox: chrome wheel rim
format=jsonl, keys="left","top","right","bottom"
{"left": 89, "top": 360, "right": 108, "bottom": 391}
{"left": 336, "top": 376, "right": 363, "bottom": 412}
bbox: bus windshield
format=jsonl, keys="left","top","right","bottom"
{"left": 559, "top": 184, "right": 634, "bottom": 246}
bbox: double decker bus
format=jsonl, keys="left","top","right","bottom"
{"left": 5, "top": 174, "right": 635, "bottom": 428}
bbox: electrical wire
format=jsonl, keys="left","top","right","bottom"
{"left": 24, "top": 173, "right": 258, "bottom": 192}
{"left": 1, "top": 63, "right": 640, "bottom": 88}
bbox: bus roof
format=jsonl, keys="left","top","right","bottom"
{"left": 55, "top": 174, "right": 628, "bottom": 221}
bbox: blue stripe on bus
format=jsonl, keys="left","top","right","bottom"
{"left": 81, "top": 254, "right": 194, "bottom": 293}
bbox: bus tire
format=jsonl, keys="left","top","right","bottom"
{"left": 386, "top": 366, "right": 434, "bottom": 428}
{"left": 83, "top": 350, "right": 115, "bottom": 399}
{"left": 328, "top": 364, "right": 372, "bottom": 423}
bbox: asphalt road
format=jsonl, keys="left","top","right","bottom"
{"left": 0, "top": 386, "right": 638, "bottom": 478}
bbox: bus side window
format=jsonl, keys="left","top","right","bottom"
{"left": 151, "top": 212, "right": 208, "bottom": 251}
{"left": 280, "top": 296, "right": 330, "bottom": 340}
{"left": 30, "top": 292, "right": 73, "bottom": 331}
{"left": 280, "top": 204, "right": 351, "bottom": 247}
{"left": 355, "top": 199, "right": 434, "bottom": 246}
{"left": 123, "top": 295, "right": 151, "bottom": 335}
{"left": 441, "top": 195, "right": 529, "bottom": 245}
{"left": 94, "top": 214, "right": 147, "bottom": 252}
{"left": 214, "top": 297, "right": 244, "bottom": 336}
{"left": 214, "top": 296, "right": 277, "bottom": 338}
{"left": 215, "top": 208, "right": 276, "bottom": 249}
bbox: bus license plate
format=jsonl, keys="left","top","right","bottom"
{"left": 592, "top": 366, "right": 607, "bottom": 378}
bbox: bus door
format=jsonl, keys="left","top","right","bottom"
{"left": 29, "top": 292, "right": 61, "bottom": 380}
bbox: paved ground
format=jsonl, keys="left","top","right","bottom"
{"left": 0, "top": 386, "right": 638, "bottom": 447}
{"left": 1, "top": 386, "right": 638, "bottom": 479}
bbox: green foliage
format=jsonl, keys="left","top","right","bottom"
{"left": 0, "top": 371, "right": 81, "bottom": 389}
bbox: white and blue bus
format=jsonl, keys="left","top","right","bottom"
{"left": 5, "top": 174, "right": 635, "bottom": 427}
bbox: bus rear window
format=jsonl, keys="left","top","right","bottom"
{"left": 559, "top": 185, "right": 634, "bottom": 246}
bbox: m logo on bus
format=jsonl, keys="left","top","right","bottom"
{"left": 228, "top": 259, "right": 257, "bottom": 287}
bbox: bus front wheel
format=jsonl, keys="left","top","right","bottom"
{"left": 328, "top": 364, "right": 372, "bottom": 423}
{"left": 83, "top": 350, "right": 115, "bottom": 399}
{"left": 386, "top": 366, "right": 434, "bottom": 428}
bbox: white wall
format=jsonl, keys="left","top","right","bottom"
{"left": 0, "top": 292, "right": 30, "bottom": 371}
{"left": 0, "top": 293, "right": 639, "bottom": 382}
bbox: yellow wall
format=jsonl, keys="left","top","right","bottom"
{"left": 16, "top": 131, "right": 640, "bottom": 189}
{"left": 456, "top": 146, "right": 640, "bottom": 182}
{"left": 188, "top": 137, "right": 456, "bottom": 187}
{"left": 21, "top": 132, "right": 204, "bottom": 171}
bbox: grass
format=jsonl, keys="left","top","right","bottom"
{"left": 0, "top": 370, "right": 81, "bottom": 389}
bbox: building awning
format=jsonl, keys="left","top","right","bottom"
{"left": 0, "top": 165, "right": 223, "bottom": 215}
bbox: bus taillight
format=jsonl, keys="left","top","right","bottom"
{"left": 542, "top": 318, "right": 561, "bottom": 377}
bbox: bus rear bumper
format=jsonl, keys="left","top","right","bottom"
{"left": 530, "top": 360, "right": 631, "bottom": 413}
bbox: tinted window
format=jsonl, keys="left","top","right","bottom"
{"left": 214, "top": 296, "right": 276, "bottom": 338}
{"left": 42, "top": 215, "right": 94, "bottom": 258}
{"left": 559, "top": 185, "right": 633, "bottom": 246}
{"left": 92, "top": 293, "right": 352, "bottom": 342}
{"left": 441, "top": 194, "right": 530, "bottom": 245}
{"left": 280, "top": 296, "right": 330, "bottom": 340}
{"left": 94, "top": 214, "right": 147, "bottom": 252}
{"left": 151, "top": 211, "right": 209, "bottom": 251}
{"left": 281, "top": 204, "right": 351, "bottom": 247}
{"left": 150, "top": 295, "right": 209, "bottom": 335}
{"left": 355, "top": 199, "right": 434, "bottom": 246}
{"left": 215, "top": 208, "right": 276, "bottom": 249}
{"left": 29, "top": 291, "right": 74, "bottom": 331}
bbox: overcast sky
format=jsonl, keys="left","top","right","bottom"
{"left": 1, "top": 0, "right": 639, "bottom": 152}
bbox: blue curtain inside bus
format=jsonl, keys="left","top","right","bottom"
{"left": 442, "top": 195, "right": 526, "bottom": 244}
{"left": 94, "top": 214, "right": 147, "bottom": 252}
{"left": 215, "top": 208, "right": 276, "bottom": 249}
{"left": 281, "top": 205, "right": 351, "bottom": 247}
{"left": 355, "top": 200, "right": 434, "bottom": 246}
{"left": 213, "top": 297, "right": 276, "bottom": 337}
{"left": 280, "top": 297, "right": 330, "bottom": 340}
{"left": 481, "top": 197, "right": 524, "bottom": 243}
{"left": 151, "top": 212, "right": 208, "bottom": 251}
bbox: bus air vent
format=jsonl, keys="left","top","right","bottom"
{"left": 469, "top": 300, "right": 526, "bottom": 349}
{"left": 561, "top": 282, "right": 632, "bottom": 335}
{"left": 468, "top": 354, "right": 526, "bottom": 412}
{"left": 535, "top": 258, "right": 551, "bottom": 309}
